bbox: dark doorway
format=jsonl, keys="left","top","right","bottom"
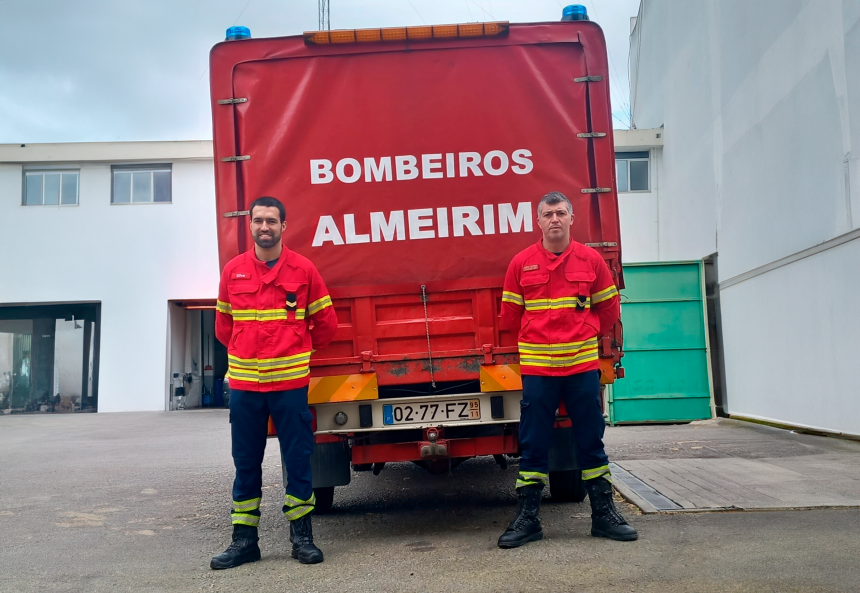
{"left": 0, "top": 302, "right": 100, "bottom": 414}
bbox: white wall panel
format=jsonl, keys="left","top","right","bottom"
{"left": 720, "top": 238, "right": 860, "bottom": 435}
{"left": 618, "top": 191, "right": 659, "bottom": 263}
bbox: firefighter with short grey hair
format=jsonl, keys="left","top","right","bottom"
{"left": 497, "top": 191, "right": 637, "bottom": 548}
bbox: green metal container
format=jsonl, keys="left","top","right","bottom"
{"left": 608, "top": 261, "right": 714, "bottom": 425}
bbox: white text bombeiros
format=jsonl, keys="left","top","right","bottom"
{"left": 310, "top": 149, "right": 534, "bottom": 184}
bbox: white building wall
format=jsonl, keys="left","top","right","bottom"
{"left": 630, "top": 0, "right": 860, "bottom": 434}
{"left": 618, "top": 189, "right": 659, "bottom": 262}
{"left": 614, "top": 129, "right": 663, "bottom": 263}
{"left": 0, "top": 143, "right": 220, "bottom": 412}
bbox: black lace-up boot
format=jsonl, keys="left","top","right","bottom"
{"left": 290, "top": 515, "right": 324, "bottom": 564}
{"left": 497, "top": 484, "right": 544, "bottom": 548}
{"left": 585, "top": 477, "right": 638, "bottom": 541}
{"left": 210, "top": 524, "right": 261, "bottom": 569}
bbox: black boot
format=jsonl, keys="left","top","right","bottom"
{"left": 290, "top": 515, "right": 324, "bottom": 564}
{"left": 210, "top": 524, "right": 261, "bottom": 569}
{"left": 585, "top": 477, "right": 638, "bottom": 541}
{"left": 497, "top": 484, "right": 544, "bottom": 548}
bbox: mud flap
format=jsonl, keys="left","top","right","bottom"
{"left": 281, "top": 440, "right": 352, "bottom": 489}
{"left": 547, "top": 424, "right": 579, "bottom": 472}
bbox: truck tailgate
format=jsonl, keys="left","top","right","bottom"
{"left": 210, "top": 22, "right": 623, "bottom": 382}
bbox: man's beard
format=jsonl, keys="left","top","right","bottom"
{"left": 253, "top": 230, "right": 280, "bottom": 248}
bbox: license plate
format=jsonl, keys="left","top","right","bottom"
{"left": 383, "top": 399, "right": 481, "bottom": 425}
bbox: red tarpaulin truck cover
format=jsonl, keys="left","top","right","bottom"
{"left": 210, "top": 20, "right": 623, "bottom": 386}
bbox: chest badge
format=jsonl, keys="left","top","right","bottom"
{"left": 523, "top": 264, "right": 539, "bottom": 272}
{"left": 285, "top": 293, "right": 298, "bottom": 311}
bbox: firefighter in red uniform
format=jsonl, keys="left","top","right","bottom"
{"left": 497, "top": 191, "right": 637, "bottom": 548}
{"left": 210, "top": 196, "right": 338, "bottom": 569}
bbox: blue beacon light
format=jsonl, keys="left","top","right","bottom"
{"left": 562, "top": 5, "right": 590, "bottom": 21}
{"left": 226, "top": 26, "right": 251, "bottom": 41}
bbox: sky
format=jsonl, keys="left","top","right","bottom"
{"left": 0, "top": 0, "right": 640, "bottom": 144}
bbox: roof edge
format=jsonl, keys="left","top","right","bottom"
{"left": 0, "top": 140, "right": 214, "bottom": 163}
{"left": 612, "top": 128, "right": 663, "bottom": 149}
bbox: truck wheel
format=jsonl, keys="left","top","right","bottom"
{"left": 549, "top": 470, "right": 586, "bottom": 502}
{"left": 313, "top": 486, "right": 335, "bottom": 514}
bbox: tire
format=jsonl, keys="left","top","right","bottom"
{"left": 549, "top": 470, "right": 586, "bottom": 502}
{"left": 313, "top": 486, "right": 335, "bottom": 514}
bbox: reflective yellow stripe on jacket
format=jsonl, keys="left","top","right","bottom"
{"left": 502, "top": 291, "right": 524, "bottom": 306}
{"left": 226, "top": 308, "right": 307, "bottom": 321}
{"left": 308, "top": 295, "right": 333, "bottom": 315}
{"left": 226, "top": 352, "right": 312, "bottom": 383}
{"left": 524, "top": 296, "right": 591, "bottom": 311}
{"left": 592, "top": 284, "right": 618, "bottom": 304}
{"left": 518, "top": 337, "right": 598, "bottom": 368}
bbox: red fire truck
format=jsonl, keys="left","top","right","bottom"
{"left": 209, "top": 10, "right": 624, "bottom": 513}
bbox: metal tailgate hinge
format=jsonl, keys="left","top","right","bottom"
{"left": 216, "top": 98, "right": 248, "bottom": 105}
{"left": 577, "top": 132, "right": 607, "bottom": 138}
{"left": 221, "top": 155, "right": 250, "bottom": 162}
{"left": 574, "top": 75, "right": 603, "bottom": 82}
{"left": 360, "top": 351, "right": 373, "bottom": 373}
{"left": 482, "top": 344, "right": 495, "bottom": 365}
{"left": 582, "top": 187, "right": 612, "bottom": 194}
{"left": 223, "top": 210, "right": 250, "bottom": 218}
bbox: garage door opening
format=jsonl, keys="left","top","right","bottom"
{"left": 167, "top": 301, "right": 228, "bottom": 410}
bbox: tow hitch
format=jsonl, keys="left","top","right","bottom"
{"left": 419, "top": 428, "right": 448, "bottom": 458}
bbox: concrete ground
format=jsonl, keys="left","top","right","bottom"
{"left": 1, "top": 411, "right": 859, "bottom": 593}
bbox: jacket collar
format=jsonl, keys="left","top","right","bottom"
{"left": 536, "top": 238, "right": 580, "bottom": 271}
{"left": 246, "top": 243, "right": 291, "bottom": 284}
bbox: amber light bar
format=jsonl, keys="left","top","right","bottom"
{"left": 303, "top": 22, "right": 509, "bottom": 45}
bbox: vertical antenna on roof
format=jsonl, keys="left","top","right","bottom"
{"left": 319, "top": 0, "right": 330, "bottom": 31}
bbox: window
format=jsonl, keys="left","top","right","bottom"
{"left": 111, "top": 164, "right": 172, "bottom": 204}
{"left": 615, "top": 151, "right": 649, "bottom": 192}
{"left": 23, "top": 170, "right": 79, "bottom": 205}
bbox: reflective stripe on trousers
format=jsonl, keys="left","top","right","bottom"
{"left": 283, "top": 492, "right": 316, "bottom": 521}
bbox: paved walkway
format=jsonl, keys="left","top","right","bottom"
{"left": 604, "top": 418, "right": 860, "bottom": 513}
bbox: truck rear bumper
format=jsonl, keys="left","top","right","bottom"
{"left": 351, "top": 433, "right": 518, "bottom": 464}
{"left": 312, "top": 390, "right": 524, "bottom": 434}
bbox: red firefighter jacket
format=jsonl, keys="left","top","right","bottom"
{"left": 215, "top": 246, "right": 338, "bottom": 392}
{"left": 501, "top": 239, "right": 620, "bottom": 376}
